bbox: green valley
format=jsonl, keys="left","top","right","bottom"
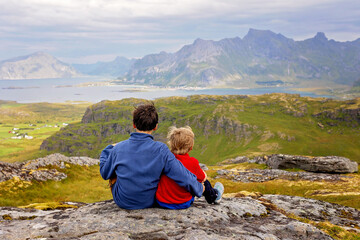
{"left": 41, "top": 94, "right": 360, "bottom": 165}
{"left": 0, "top": 100, "right": 90, "bottom": 162}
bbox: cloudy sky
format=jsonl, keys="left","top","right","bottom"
{"left": 1, "top": 0, "right": 359, "bottom": 63}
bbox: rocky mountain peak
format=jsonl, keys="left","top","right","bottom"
{"left": 193, "top": 38, "right": 208, "bottom": 45}
{"left": 31, "top": 51, "right": 52, "bottom": 57}
{"left": 314, "top": 32, "right": 328, "bottom": 41}
{"left": 244, "top": 28, "right": 281, "bottom": 40}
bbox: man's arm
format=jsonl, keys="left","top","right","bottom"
{"left": 99, "top": 144, "right": 116, "bottom": 180}
{"left": 162, "top": 146, "right": 204, "bottom": 197}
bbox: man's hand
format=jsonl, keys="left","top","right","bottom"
{"left": 202, "top": 183, "right": 205, "bottom": 193}
{"left": 201, "top": 170, "right": 207, "bottom": 183}
{"left": 112, "top": 143, "right": 117, "bottom": 146}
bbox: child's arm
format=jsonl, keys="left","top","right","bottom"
{"left": 99, "top": 144, "right": 117, "bottom": 180}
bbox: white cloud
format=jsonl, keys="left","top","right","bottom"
{"left": 0, "top": 0, "right": 359, "bottom": 62}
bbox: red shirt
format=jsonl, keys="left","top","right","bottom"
{"left": 156, "top": 153, "right": 205, "bottom": 204}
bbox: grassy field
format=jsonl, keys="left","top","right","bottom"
{"left": 0, "top": 101, "right": 90, "bottom": 162}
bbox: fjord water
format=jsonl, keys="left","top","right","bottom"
{"left": 0, "top": 78, "right": 329, "bottom": 103}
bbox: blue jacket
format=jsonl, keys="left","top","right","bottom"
{"left": 100, "top": 132, "right": 203, "bottom": 209}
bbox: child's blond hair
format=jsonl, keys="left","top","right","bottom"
{"left": 167, "top": 126, "right": 194, "bottom": 155}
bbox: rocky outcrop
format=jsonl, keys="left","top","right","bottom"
{"left": 0, "top": 161, "right": 67, "bottom": 183}
{"left": 81, "top": 100, "right": 133, "bottom": 124}
{"left": 265, "top": 154, "right": 358, "bottom": 173}
{"left": 216, "top": 168, "right": 351, "bottom": 182}
{"left": 0, "top": 196, "right": 342, "bottom": 240}
{"left": 314, "top": 106, "right": 360, "bottom": 126}
{"left": 0, "top": 154, "right": 99, "bottom": 183}
{"left": 220, "top": 154, "right": 359, "bottom": 174}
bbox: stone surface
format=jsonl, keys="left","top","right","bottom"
{"left": 22, "top": 153, "right": 100, "bottom": 170}
{"left": 265, "top": 154, "right": 358, "bottom": 173}
{"left": 216, "top": 168, "right": 351, "bottom": 182}
{"left": 0, "top": 154, "right": 99, "bottom": 183}
{"left": 262, "top": 195, "right": 360, "bottom": 231}
{"left": 0, "top": 197, "right": 336, "bottom": 240}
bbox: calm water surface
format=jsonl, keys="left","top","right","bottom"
{"left": 0, "top": 78, "right": 330, "bottom": 103}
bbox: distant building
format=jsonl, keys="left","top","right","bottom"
{"left": 11, "top": 136, "right": 22, "bottom": 139}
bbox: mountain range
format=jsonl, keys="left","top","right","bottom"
{"left": 1, "top": 29, "right": 360, "bottom": 87}
{"left": 72, "top": 56, "right": 135, "bottom": 77}
{"left": 0, "top": 52, "right": 80, "bottom": 80}
{"left": 120, "top": 29, "right": 360, "bottom": 87}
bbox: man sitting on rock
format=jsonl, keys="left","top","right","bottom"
{"left": 156, "top": 126, "right": 224, "bottom": 209}
{"left": 99, "top": 103, "right": 204, "bottom": 209}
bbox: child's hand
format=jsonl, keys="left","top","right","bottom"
{"left": 112, "top": 143, "right": 117, "bottom": 146}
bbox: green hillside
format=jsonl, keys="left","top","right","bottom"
{"left": 41, "top": 94, "right": 360, "bottom": 164}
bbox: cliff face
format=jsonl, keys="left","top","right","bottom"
{"left": 3, "top": 195, "right": 359, "bottom": 239}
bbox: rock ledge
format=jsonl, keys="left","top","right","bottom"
{"left": 2, "top": 195, "right": 359, "bottom": 239}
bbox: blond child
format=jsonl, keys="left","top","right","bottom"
{"left": 156, "top": 126, "right": 224, "bottom": 209}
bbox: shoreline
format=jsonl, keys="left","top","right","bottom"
{"left": 1, "top": 78, "right": 358, "bottom": 104}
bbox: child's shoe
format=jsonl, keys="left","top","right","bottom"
{"left": 214, "top": 182, "right": 224, "bottom": 204}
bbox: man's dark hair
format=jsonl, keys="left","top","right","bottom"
{"left": 133, "top": 103, "right": 158, "bottom": 131}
